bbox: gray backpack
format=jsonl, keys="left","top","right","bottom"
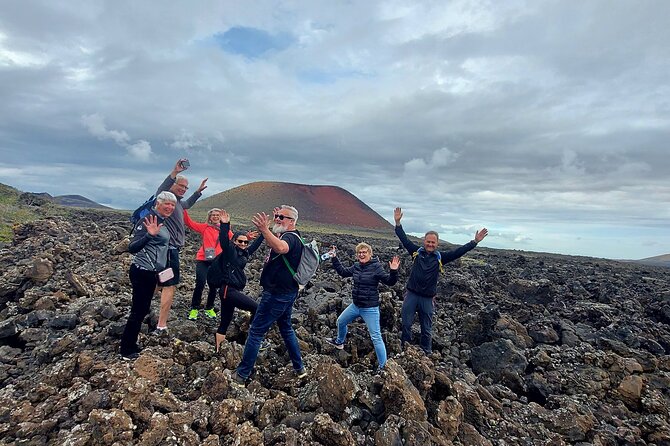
{"left": 281, "top": 232, "right": 320, "bottom": 287}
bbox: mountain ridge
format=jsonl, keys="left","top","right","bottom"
{"left": 191, "top": 181, "right": 394, "bottom": 235}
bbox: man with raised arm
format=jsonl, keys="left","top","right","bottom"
{"left": 154, "top": 158, "right": 208, "bottom": 332}
{"left": 232, "top": 205, "right": 307, "bottom": 385}
{"left": 394, "top": 207, "right": 488, "bottom": 354}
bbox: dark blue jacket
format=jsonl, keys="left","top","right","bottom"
{"left": 395, "top": 224, "right": 477, "bottom": 297}
{"left": 332, "top": 256, "right": 398, "bottom": 308}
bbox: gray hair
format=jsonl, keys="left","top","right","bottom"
{"left": 424, "top": 230, "right": 439, "bottom": 240}
{"left": 175, "top": 174, "right": 188, "bottom": 185}
{"left": 207, "top": 208, "right": 221, "bottom": 223}
{"left": 280, "top": 205, "right": 298, "bottom": 223}
{"left": 156, "top": 191, "right": 177, "bottom": 205}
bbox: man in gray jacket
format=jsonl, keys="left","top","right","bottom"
{"left": 154, "top": 158, "right": 208, "bottom": 331}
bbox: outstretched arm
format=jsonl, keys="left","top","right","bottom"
{"left": 331, "top": 254, "right": 354, "bottom": 278}
{"left": 394, "top": 207, "right": 419, "bottom": 254}
{"left": 183, "top": 209, "right": 207, "bottom": 233}
{"left": 475, "top": 228, "right": 488, "bottom": 243}
{"left": 441, "top": 228, "right": 488, "bottom": 262}
{"left": 183, "top": 177, "right": 206, "bottom": 210}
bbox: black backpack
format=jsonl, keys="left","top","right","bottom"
{"left": 129, "top": 195, "right": 156, "bottom": 234}
{"left": 207, "top": 252, "right": 246, "bottom": 290}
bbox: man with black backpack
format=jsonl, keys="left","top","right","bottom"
{"left": 153, "top": 158, "right": 208, "bottom": 333}
{"left": 232, "top": 205, "right": 307, "bottom": 385}
{"left": 394, "top": 207, "right": 488, "bottom": 354}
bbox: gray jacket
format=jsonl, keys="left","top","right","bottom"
{"left": 156, "top": 175, "right": 202, "bottom": 248}
{"left": 129, "top": 210, "right": 170, "bottom": 271}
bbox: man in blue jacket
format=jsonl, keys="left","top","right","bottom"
{"left": 394, "top": 207, "right": 488, "bottom": 354}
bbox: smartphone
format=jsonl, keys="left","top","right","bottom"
{"left": 179, "top": 159, "right": 190, "bottom": 169}
{"left": 158, "top": 267, "right": 174, "bottom": 283}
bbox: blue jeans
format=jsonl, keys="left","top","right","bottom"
{"left": 336, "top": 303, "right": 387, "bottom": 368}
{"left": 236, "top": 290, "right": 303, "bottom": 379}
{"left": 401, "top": 290, "right": 434, "bottom": 353}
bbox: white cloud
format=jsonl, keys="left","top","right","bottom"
{"left": 81, "top": 114, "right": 153, "bottom": 161}
{"left": 126, "top": 140, "right": 153, "bottom": 161}
{"left": 81, "top": 114, "right": 130, "bottom": 146}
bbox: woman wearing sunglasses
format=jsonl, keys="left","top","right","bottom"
{"left": 326, "top": 242, "right": 400, "bottom": 372}
{"left": 208, "top": 210, "right": 265, "bottom": 352}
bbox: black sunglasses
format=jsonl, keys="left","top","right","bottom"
{"left": 274, "top": 214, "right": 294, "bottom": 221}
{"left": 236, "top": 239, "right": 249, "bottom": 245}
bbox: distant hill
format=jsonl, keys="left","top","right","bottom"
{"left": 192, "top": 181, "right": 393, "bottom": 236}
{"left": 53, "top": 195, "right": 111, "bottom": 209}
{"left": 634, "top": 253, "right": 670, "bottom": 268}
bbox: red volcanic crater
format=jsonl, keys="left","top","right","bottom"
{"left": 193, "top": 181, "right": 392, "bottom": 230}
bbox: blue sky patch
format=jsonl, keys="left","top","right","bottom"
{"left": 214, "top": 26, "right": 293, "bottom": 58}
{"left": 297, "top": 68, "right": 372, "bottom": 84}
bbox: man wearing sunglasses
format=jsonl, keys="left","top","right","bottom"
{"left": 232, "top": 205, "right": 307, "bottom": 385}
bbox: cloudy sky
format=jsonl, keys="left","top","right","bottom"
{"left": 1, "top": 1, "right": 668, "bottom": 260}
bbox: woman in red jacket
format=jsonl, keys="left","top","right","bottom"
{"left": 183, "top": 208, "right": 232, "bottom": 320}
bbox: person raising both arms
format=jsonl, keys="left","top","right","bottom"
{"left": 207, "top": 210, "right": 265, "bottom": 353}
{"left": 183, "top": 208, "right": 232, "bottom": 321}
{"left": 232, "top": 205, "right": 307, "bottom": 385}
{"left": 326, "top": 242, "right": 400, "bottom": 373}
{"left": 394, "top": 206, "right": 488, "bottom": 354}
{"left": 154, "top": 159, "right": 208, "bottom": 333}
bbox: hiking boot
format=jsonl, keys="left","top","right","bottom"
{"left": 295, "top": 367, "right": 308, "bottom": 379}
{"left": 326, "top": 337, "right": 344, "bottom": 350}
{"left": 120, "top": 351, "right": 140, "bottom": 361}
{"left": 188, "top": 309, "right": 199, "bottom": 320}
{"left": 231, "top": 371, "right": 248, "bottom": 387}
{"left": 259, "top": 340, "right": 272, "bottom": 351}
{"left": 203, "top": 308, "right": 217, "bottom": 318}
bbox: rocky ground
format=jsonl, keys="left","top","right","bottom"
{"left": 0, "top": 209, "right": 669, "bottom": 445}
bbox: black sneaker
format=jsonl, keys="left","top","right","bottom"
{"left": 231, "top": 371, "right": 248, "bottom": 386}
{"left": 326, "top": 337, "right": 344, "bottom": 350}
{"left": 120, "top": 352, "right": 140, "bottom": 361}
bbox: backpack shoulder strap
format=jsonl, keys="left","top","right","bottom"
{"left": 412, "top": 248, "right": 444, "bottom": 273}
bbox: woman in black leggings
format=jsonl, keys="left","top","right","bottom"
{"left": 207, "top": 210, "right": 264, "bottom": 352}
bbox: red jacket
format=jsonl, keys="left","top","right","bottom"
{"left": 183, "top": 210, "right": 233, "bottom": 261}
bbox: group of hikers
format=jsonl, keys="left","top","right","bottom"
{"left": 120, "top": 159, "right": 488, "bottom": 384}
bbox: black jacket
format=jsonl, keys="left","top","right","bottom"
{"left": 395, "top": 224, "right": 477, "bottom": 297}
{"left": 332, "top": 256, "right": 398, "bottom": 308}
{"left": 207, "top": 222, "right": 263, "bottom": 290}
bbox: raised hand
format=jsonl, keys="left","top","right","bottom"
{"left": 394, "top": 207, "right": 403, "bottom": 225}
{"left": 246, "top": 230, "right": 260, "bottom": 240}
{"left": 475, "top": 228, "right": 488, "bottom": 243}
{"left": 197, "top": 178, "right": 208, "bottom": 193}
{"left": 389, "top": 255, "right": 400, "bottom": 270}
{"left": 174, "top": 158, "right": 188, "bottom": 173}
{"left": 143, "top": 214, "right": 162, "bottom": 236}
{"left": 220, "top": 210, "right": 230, "bottom": 223}
{"left": 252, "top": 212, "right": 271, "bottom": 231}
